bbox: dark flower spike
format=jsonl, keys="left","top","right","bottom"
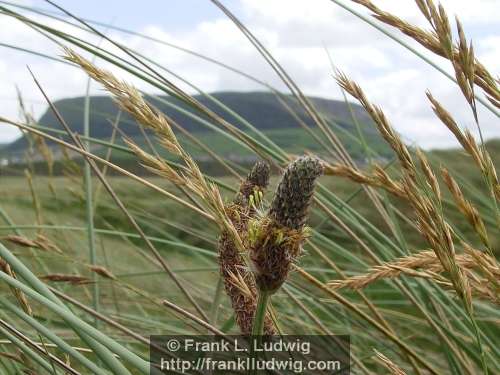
{"left": 269, "top": 156, "right": 324, "bottom": 230}
{"left": 250, "top": 156, "right": 323, "bottom": 293}
{"left": 217, "top": 160, "right": 276, "bottom": 334}
{"left": 234, "top": 160, "right": 270, "bottom": 207}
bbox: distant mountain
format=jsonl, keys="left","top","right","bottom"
{"left": 5, "top": 91, "right": 384, "bottom": 152}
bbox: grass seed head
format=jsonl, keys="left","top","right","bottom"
{"left": 40, "top": 274, "right": 90, "bottom": 285}
{"left": 269, "top": 156, "right": 323, "bottom": 230}
{"left": 250, "top": 156, "right": 323, "bottom": 293}
{"left": 217, "top": 161, "right": 275, "bottom": 334}
{"left": 235, "top": 160, "right": 270, "bottom": 207}
{"left": 90, "top": 265, "right": 116, "bottom": 280}
{"left": 250, "top": 223, "right": 304, "bottom": 293}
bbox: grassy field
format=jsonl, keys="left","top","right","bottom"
{"left": 0, "top": 140, "right": 498, "bottom": 374}
{"left": 1, "top": 138, "right": 497, "bottom": 325}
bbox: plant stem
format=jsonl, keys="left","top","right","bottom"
{"left": 84, "top": 71, "right": 99, "bottom": 327}
{"left": 209, "top": 277, "right": 224, "bottom": 327}
{"left": 250, "top": 290, "right": 271, "bottom": 375}
{"left": 465, "top": 304, "right": 488, "bottom": 375}
{"left": 252, "top": 290, "right": 270, "bottom": 337}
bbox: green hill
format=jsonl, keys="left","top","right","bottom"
{"left": 4, "top": 91, "right": 389, "bottom": 160}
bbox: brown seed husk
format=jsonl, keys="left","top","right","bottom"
{"left": 217, "top": 161, "right": 276, "bottom": 334}
{"left": 250, "top": 220, "right": 304, "bottom": 292}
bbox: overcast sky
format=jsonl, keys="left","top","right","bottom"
{"left": 0, "top": 0, "right": 498, "bottom": 148}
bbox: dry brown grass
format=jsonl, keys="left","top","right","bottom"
{"left": 325, "top": 163, "right": 406, "bottom": 198}
{"left": 374, "top": 349, "right": 408, "bottom": 375}
{"left": 2, "top": 234, "right": 62, "bottom": 253}
{"left": 336, "top": 71, "right": 475, "bottom": 310}
{"left": 351, "top": 0, "right": 499, "bottom": 107}
{"left": 441, "top": 168, "right": 491, "bottom": 250}
{"left": 64, "top": 48, "right": 244, "bottom": 254}
{"left": 328, "top": 247, "right": 499, "bottom": 304}
{"left": 39, "top": 274, "right": 91, "bottom": 285}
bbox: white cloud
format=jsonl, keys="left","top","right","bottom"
{"left": 0, "top": 0, "right": 498, "bottom": 149}
{"left": 477, "top": 35, "right": 500, "bottom": 74}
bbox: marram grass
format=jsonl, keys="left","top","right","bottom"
{"left": 0, "top": 0, "right": 498, "bottom": 374}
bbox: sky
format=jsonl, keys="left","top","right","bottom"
{"left": 0, "top": 0, "right": 498, "bottom": 149}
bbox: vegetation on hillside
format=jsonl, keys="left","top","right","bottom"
{"left": 4, "top": 91, "right": 389, "bottom": 160}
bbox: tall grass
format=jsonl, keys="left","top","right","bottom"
{"left": 0, "top": 0, "right": 498, "bottom": 374}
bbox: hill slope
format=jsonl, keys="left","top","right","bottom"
{"left": 5, "top": 91, "right": 387, "bottom": 158}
